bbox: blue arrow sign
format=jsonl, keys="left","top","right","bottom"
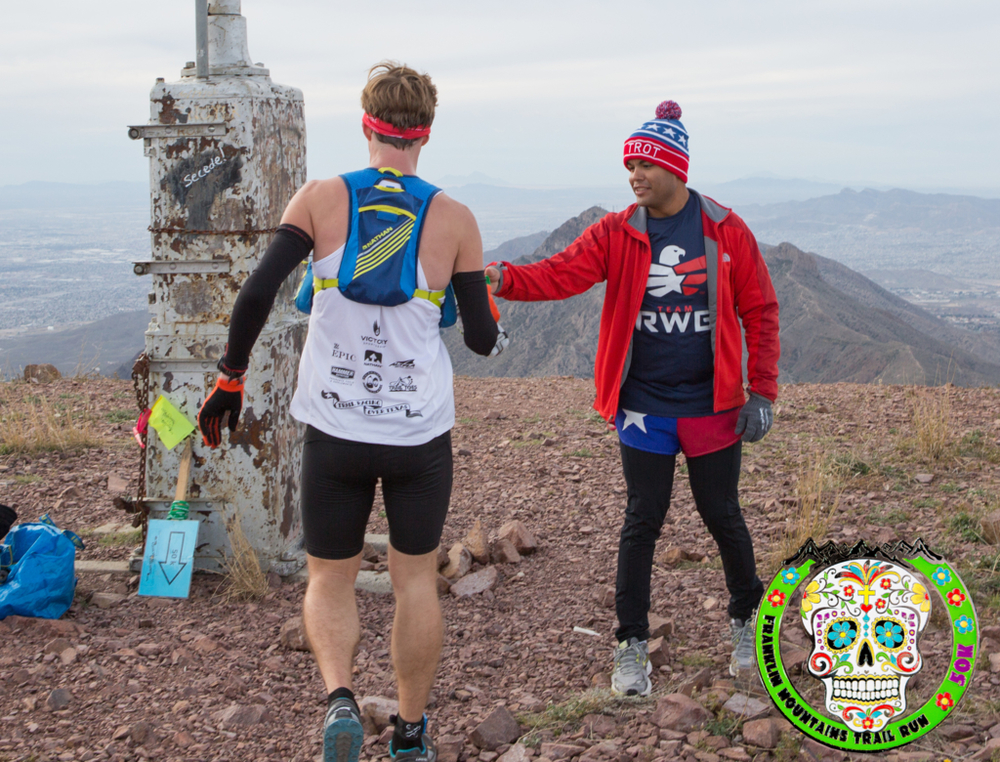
{"left": 159, "top": 531, "right": 188, "bottom": 584}
{"left": 138, "top": 519, "right": 199, "bottom": 598}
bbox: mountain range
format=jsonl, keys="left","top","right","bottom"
{"left": 445, "top": 207, "right": 1000, "bottom": 387}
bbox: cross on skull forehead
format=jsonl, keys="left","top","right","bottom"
{"left": 799, "top": 559, "right": 931, "bottom": 733}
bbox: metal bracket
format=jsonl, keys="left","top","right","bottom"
{"left": 148, "top": 358, "right": 220, "bottom": 374}
{"left": 127, "top": 122, "right": 228, "bottom": 140}
{"left": 133, "top": 259, "right": 231, "bottom": 276}
{"left": 141, "top": 498, "right": 220, "bottom": 513}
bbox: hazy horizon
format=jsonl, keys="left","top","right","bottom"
{"left": 2, "top": 1, "right": 997, "bottom": 194}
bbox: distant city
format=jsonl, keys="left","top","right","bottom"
{"left": 1, "top": 178, "right": 999, "bottom": 351}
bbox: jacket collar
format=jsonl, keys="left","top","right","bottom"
{"left": 624, "top": 187, "right": 731, "bottom": 237}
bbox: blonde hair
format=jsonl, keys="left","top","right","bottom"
{"left": 360, "top": 61, "right": 438, "bottom": 149}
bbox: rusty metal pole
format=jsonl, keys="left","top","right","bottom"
{"left": 128, "top": 0, "right": 308, "bottom": 575}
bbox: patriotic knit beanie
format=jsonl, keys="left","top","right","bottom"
{"left": 622, "top": 100, "right": 690, "bottom": 183}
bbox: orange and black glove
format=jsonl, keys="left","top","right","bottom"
{"left": 198, "top": 375, "right": 245, "bottom": 448}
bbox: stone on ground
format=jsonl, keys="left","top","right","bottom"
{"left": 490, "top": 537, "right": 521, "bottom": 564}
{"left": 442, "top": 543, "right": 473, "bottom": 579}
{"left": 721, "top": 693, "right": 770, "bottom": 719}
{"left": 450, "top": 566, "right": 499, "bottom": 598}
{"left": 359, "top": 696, "right": 398, "bottom": 735}
{"left": 464, "top": 520, "right": 490, "bottom": 564}
{"left": 650, "top": 693, "right": 711, "bottom": 732}
{"left": 498, "top": 520, "right": 538, "bottom": 554}
{"left": 740, "top": 718, "right": 781, "bottom": 749}
{"left": 213, "top": 703, "right": 272, "bottom": 728}
{"left": 279, "top": 615, "right": 310, "bottom": 651}
{"left": 468, "top": 705, "right": 521, "bottom": 750}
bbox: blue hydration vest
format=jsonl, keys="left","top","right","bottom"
{"left": 295, "top": 167, "right": 456, "bottom": 326}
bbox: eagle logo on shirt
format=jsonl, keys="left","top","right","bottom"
{"left": 647, "top": 245, "right": 707, "bottom": 297}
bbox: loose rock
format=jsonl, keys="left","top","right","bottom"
{"left": 450, "top": 566, "right": 499, "bottom": 598}
{"left": 498, "top": 520, "right": 538, "bottom": 555}
{"left": 464, "top": 520, "right": 490, "bottom": 564}
{"left": 650, "top": 693, "right": 711, "bottom": 732}
{"left": 279, "top": 615, "right": 310, "bottom": 651}
{"left": 468, "top": 705, "right": 521, "bottom": 750}
{"left": 46, "top": 688, "right": 72, "bottom": 711}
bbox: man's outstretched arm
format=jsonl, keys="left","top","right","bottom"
{"left": 486, "top": 218, "right": 611, "bottom": 301}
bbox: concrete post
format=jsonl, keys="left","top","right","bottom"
{"left": 128, "top": 1, "right": 307, "bottom": 574}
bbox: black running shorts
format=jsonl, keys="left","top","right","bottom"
{"left": 300, "top": 425, "right": 453, "bottom": 559}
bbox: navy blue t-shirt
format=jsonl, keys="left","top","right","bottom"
{"left": 618, "top": 192, "right": 715, "bottom": 417}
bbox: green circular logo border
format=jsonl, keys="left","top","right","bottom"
{"left": 755, "top": 555, "right": 980, "bottom": 752}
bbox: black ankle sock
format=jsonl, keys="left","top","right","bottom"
{"left": 327, "top": 687, "right": 356, "bottom": 709}
{"left": 391, "top": 715, "right": 425, "bottom": 752}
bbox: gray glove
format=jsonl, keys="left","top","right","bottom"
{"left": 735, "top": 393, "right": 773, "bottom": 443}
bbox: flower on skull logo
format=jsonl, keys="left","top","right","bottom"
{"left": 932, "top": 567, "right": 952, "bottom": 586}
{"left": 781, "top": 567, "right": 800, "bottom": 585}
{"left": 936, "top": 692, "right": 955, "bottom": 711}
{"left": 947, "top": 589, "right": 966, "bottom": 607}
{"left": 911, "top": 583, "right": 931, "bottom": 612}
{"left": 767, "top": 589, "right": 786, "bottom": 607}
{"left": 801, "top": 579, "right": 822, "bottom": 614}
{"left": 875, "top": 620, "right": 905, "bottom": 648}
{"left": 955, "top": 615, "right": 975, "bottom": 635}
{"left": 829, "top": 620, "right": 857, "bottom": 649}
{"left": 875, "top": 598, "right": 887, "bottom": 612}
{"left": 843, "top": 585, "right": 855, "bottom": 598}
{"left": 880, "top": 578, "right": 892, "bottom": 590}
{"left": 862, "top": 718, "right": 875, "bottom": 730}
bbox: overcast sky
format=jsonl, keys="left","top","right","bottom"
{"left": 3, "top": 0, "right": 998, "bottom": 194}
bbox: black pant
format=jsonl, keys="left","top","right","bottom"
{"left": 615, "top": 441, "right": 764, "bottom": 643}
{"left": 300, "top": 426, "right": 453, "bottom": 559}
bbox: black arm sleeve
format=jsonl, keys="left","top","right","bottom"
{"left": 452, "top": 271, "right": 500, "bottom": 356}
{"left": 223, "top": 224, "right": 313, "bottom": 370}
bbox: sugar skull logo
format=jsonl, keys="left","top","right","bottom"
{"left": 801, "top": 559, "right": 930, "bottom": 733}
{"left": 756, "top": 539, "right": 979, "bottom": 753}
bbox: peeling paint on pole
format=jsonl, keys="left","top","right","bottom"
{"left": 129, "top": 1, "right": 307, "bottom": 574}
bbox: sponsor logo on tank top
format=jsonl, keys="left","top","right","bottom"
{"left": 362, "top": 371, "right": 383, "bottom": 393}
{"left": 331, "top": 343, "right": 356, "bottom": 362}
{"left": 323, "top": 391, "right": 423, "bottom": 418}
{"left": 328, "top": 367, "right": 355, "bottom": 384}
{"left": 373, "top": 320, "right": 381, "bottom": 336}
{"left": 361, "top": 334, "right": 388, "bottom": 347}
{"left": 364, "top": 350, "right": 382, "bottom": 366}
{"left": 390, "top": 358, "right": 415, "bottom": 368}
{"left": 389, "top": 376, "right": 417, "bottom": 393}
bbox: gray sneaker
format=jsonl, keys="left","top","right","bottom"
{"left": 323, "top": 698, "right": 363, "bottom": 762}
{"left": 729, "top": 615, "right": 757, "bottom": 678}
{"left": 611, "top": 637, "right": 652, "bottom": 696}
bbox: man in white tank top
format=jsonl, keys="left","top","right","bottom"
{"left": 197, "top": 62, "right": 505, "bottom": 762}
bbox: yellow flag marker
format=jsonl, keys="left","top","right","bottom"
{"left": 147, "top": 395, "right": 196, "bottom": 450}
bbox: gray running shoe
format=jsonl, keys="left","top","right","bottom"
{"left": 323, "top": 697, "right": 363, "bottom": 762}
{"left": 729, "top": 615, "right": 757, "bottom": 678}
{"left": 611, "top": 637, "right": 652, "bottom": 696}
{"left": 391, "top": 733, "right": 437, "bottom": 762}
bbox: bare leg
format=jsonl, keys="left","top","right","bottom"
{"left": 388, "top": 546, "right": 443, "bottom": 722}
{"left": 303, "top": 552, "right": 363, "bottom": 693}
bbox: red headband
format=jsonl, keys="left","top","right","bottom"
{"left": 363, "top": 113, "right": 431, "bottom": 140}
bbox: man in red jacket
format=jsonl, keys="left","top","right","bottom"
{"left": 486, "top": 101, "right": 779, "bottom": 694}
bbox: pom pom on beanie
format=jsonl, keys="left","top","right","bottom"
{"left": 655, "top": 100, "right": 682, "bottom": 120}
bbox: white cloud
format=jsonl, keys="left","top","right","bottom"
{"left": 0, "top": 0, "right": 997, "bottom": 191}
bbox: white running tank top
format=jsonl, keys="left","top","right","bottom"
{"left": 289, "top": 245, "right": 455, "bottom": 446}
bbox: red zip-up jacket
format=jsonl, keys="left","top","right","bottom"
{"left": 495, "top": 191, "right": 780, "bottom": 422}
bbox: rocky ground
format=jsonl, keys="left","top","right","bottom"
{"left": 1, "top": 375, "right": 1000, "bottom": 762}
